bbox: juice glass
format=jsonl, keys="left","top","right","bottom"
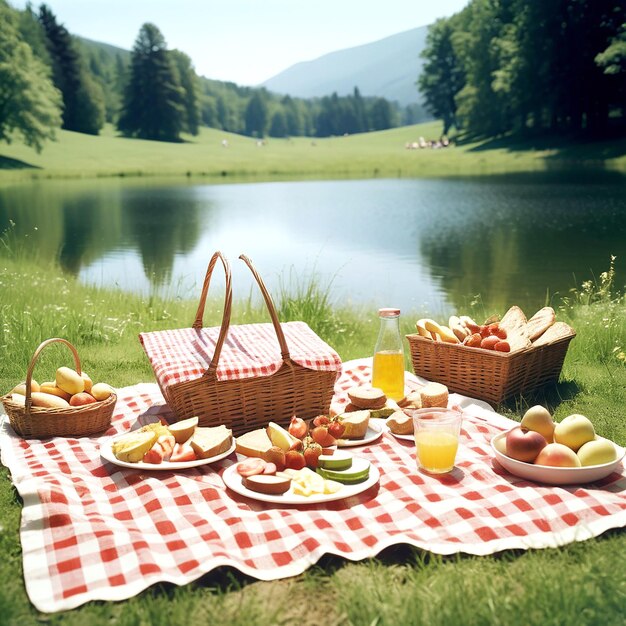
{"left": 412, "top": 407, "right": 462, "bottom": 474}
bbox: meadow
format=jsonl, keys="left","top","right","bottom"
{"left": 0, "top": 242, "right": 625, "bottom": 624}
{"left": 1, "top": 121, "right": 625, "bottom": 182}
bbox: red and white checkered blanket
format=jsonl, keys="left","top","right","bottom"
{"left": 139, "top": 321, "right": 342, "bottom": 388}
{"left": 1, "top": 359, "right": 625, "bottom": 613}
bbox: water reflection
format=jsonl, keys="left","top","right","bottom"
{"left": 0, "top": 176, "right": 624, "bottom": 314}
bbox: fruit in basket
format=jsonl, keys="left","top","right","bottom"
{"left": 534, "top": 443, "right": 581, "bottom": 468}
{"left": 81, "top": 372, "right": 93, "bottom": 393}
{"left": 30, "top": 391, "right": 71, "bottom": 409}
{"left": 55, "top": 366, "right": 85, "bottom": 395}
{"left": 91, "top": 382, "right": 114, "bottom": 401}
{"left": 112, "top": 430, "right": 158, "bottom": 463}
{"left": 168, "top": 416, "right": 199, "bottom": 444}
{"left": 576, "top": 438, "right": 617, "bottom": 466}
{"left": 69, "top": 392, "right": 97, "bottom": 407}
{"left": 520, "top": 406, "right": 555, "bottom": 442}
{"left": 11, "top": 380, "right": 40, "bottom": 395}
{"left": 505, "top": 426, "right": 548, "bottom": 463}
{"left": 554, "top": 414, "right": 595, "bottom": 452}
{"left": 39, "top": 382, "right": 71, "bottom": 401}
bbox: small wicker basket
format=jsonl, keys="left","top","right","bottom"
{"left": 406, "top": 330, "right": 576, "bottom": 404}
{"left": 1, "top": 338, "right": 116, "bottom": 438}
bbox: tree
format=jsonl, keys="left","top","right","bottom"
{"left": 118, "top": 23, "right": 186, "bottom": 142}
{"left": 244, "top": 92, "right": 268, "bottom": 137}
{"left": 170, "top": 49, "right": 201, "bottom": 135}
{"left": 38, "top": 4, "right": 104, "bottom": 135}
{"left": 369, "top": 98, "right": 394, "bottom": 131}
{"left": 269, "top": 110, "right": 287, "bottom": 137}
{"left": 0, "top": 1, "right": 62, "bottom": 152}
{"left": 418, "top": 17, "right": 465, "bottom": 135}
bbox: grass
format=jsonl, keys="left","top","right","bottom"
{"left": 0, "top": 247, "right": 625, "bottom": 624}
{"left": 0, "top": 121, "right": 625, "bottom": 183}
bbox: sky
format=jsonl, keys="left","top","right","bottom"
{"left": 12, "top": 0, "right": 469, "bottom": 86}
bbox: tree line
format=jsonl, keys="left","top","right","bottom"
{"left": 1, "top": 1, "right": 427, "bottom": 150}
{"left": 418, "top": 0, "right": 626, "bottom": 139}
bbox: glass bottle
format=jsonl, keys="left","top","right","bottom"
{"left": 372, "top": 307, "right": 405, "bottom": 400}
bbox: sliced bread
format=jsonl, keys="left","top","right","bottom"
{"left": 419, "top": 382, "right": 449, "bottom": 408}
{"left": 190, "top": 425, "right": 233, "bottom": 459}
{"left": 235, "top": 428, "right": 273, "bottom": 458}
{"left": 499, "top": 306, "right": 532, "bottom": 352}
{"left": 532, "top": 321, "right": 575, "bottom": 346}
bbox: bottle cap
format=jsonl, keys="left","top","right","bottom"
{"left": 378, "top": 308, "right": 400, "bottom": 317}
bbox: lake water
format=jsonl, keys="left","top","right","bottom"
{"left": 1, "top": 174, "right": 625, "bottom": 316}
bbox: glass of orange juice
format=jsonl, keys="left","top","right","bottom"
{"left": 412, "top": 407, "right": 462, "bottom": 474}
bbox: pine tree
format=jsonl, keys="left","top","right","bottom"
{"left": 38, "top": 4, "right": 103, "bottom": 135}
{"left": 117, "top": 23, "right": 185, "bottom": 142}
{"left": 244, "top": 92, "right": 268, "bottom": 137}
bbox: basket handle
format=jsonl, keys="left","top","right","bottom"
{"left": 24, "top": 338, "right": 82, "bottom": 418}
{"left": 192, "top": 251, "right": 233, "bottom": 374}
{"left": 237, "top": 254, "right": 290, "bottom": 361}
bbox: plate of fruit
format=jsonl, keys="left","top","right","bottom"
{"left": 490, "top": 406, "right": 625, "bottom": 485}
{"left": 222, "top": 451, "right": 379, "bottom": 504}
{"left": 101, "top": 417, "right": 236, "bottom": 470}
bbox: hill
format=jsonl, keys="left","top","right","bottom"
{"left": 261, "top": 25, "right": 429, "bottom": 106}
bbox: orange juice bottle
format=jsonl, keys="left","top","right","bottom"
{"left": 372, "top": 308, "right": 405, "bottom": 400}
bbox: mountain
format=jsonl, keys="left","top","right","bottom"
{"left": 260, "top": 25, "right": 429, "bottom": 106}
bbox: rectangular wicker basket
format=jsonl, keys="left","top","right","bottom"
{"left": 406, "top": 330, "right": 576, "bottom": 404}
{"left": 140, "top": 252, "right": 340, "bottom": 436}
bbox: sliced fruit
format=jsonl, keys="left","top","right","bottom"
{"left": 316, "top": 457, "right": 371, "bottom": 484}
{"left": 169, "top": 442, "right": 197, "bottom": 463}
{"left": 266, "top": 421, "right": 300, "bottom": 451}
{"left": 318, "top": 450, "right": 353, "bottom": 471}
{"left": 243, "top": 474, "right": 291, "bottom": 495}
{"left": 111, "top": 431, "right": 158, "bottom": 463}
{"left": 168, "top": 416, "right": 199, "bottom": 444}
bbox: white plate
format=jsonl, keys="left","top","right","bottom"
{"left": 222, "top": 461, "right": 380, "bottom": 504}
{"left": 336, "top": 418, "right": 385, "bottom": 447}
{"left": 100, "top": 436, "right": 236, "bottom": 470}
{"left": 490, "top": 431, "right": 625, "bottom": 485}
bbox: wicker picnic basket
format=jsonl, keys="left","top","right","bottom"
{"left": 1, "top": 338, "right": 116, "bottom": 438}
{"left": 406, "top": 329, "right": 576, "bottom": 404}
{"left": 139, "top": 252, "right": 340, "bottom": 436}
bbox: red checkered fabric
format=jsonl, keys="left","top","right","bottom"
{"left": 1, "top": 358, "right": 625, "bottom": 613}
{"left": 139, "top": 321, "right": 342, "bottom": 389}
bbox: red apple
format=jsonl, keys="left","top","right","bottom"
{"left": 505, "top": 426, "right": 547, "bottom": 463}
{"left": 69, "top": 392, "right": 97, "bottom": 407}
{"left": 534, "top": 443, "right": 581, "bottom": 467}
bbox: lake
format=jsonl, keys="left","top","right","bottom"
{"left": 1, "top": 173, "right": 625, "bottom": 317}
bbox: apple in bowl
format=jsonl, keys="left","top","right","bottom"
{"left": 505, "top": 426, "right": 548, "bottom": 463}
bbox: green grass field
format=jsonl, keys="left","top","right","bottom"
{"left": 0, "top": 249, "right": 625, "bottom": 625}
{"left": 1, "top": 121, "right": 625, "bottom": 182}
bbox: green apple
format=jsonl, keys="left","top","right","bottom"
{"left": 554, "top": 414, "right": 595, "bottom": 451}
{"left": 577, "top": 438, "right": 617, "bottom": 466}
{"left": 520, "top": 405, "right": 555, "bottom": 442}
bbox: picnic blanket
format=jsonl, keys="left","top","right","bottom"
{"left": 1, "top": 358, "right": 625, "bottom": 613}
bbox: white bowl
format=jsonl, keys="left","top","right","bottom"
{"left": 490, "top": 431, "right": 625, "bottom": 485}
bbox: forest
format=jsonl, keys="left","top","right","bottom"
{"left": 0, "top": 1, "right": 424, "bottom": 148}
{"left": 418, "top": 0, "right": 626, "bottom": 138}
